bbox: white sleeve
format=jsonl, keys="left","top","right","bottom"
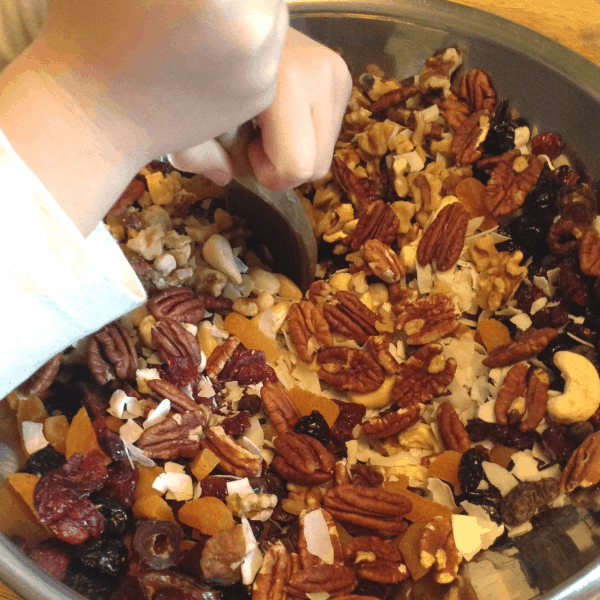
{"left": 0, "top": 128, "right": 146, "bottom": 398}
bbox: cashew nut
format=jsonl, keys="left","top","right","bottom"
{"left": 348, "top": 375, "right": 395, "bottom": 408}
{"left": 546, "top": 351, "right": 600, "bottom": 424}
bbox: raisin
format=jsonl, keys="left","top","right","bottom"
{"left": 541, "top": 425, "right": 575, "bottom": 467}
{"left": 293, "top": 410, "right": 331, "bottom": 446}
{"left": 78, "top": 538, "right": 128, "bottom": 577}
{"left": 465, "top": 419, "right": 494, "bottom": 443}
{"left": 501, "top": 479, "right": 559, "bottom": 527}
{"left": 237, "top": 393, "right": 262, "bottom": 415}
{"left": 531, "top": 305, "right": 569, "bottom": 330}
{"left": 565, "top": 421, "right": 595, "bottom": 448}
{"left": 44, "top": 381, "right": 83, "bottom": 423}
{"left": 523, "top": 169, "right": 562, "bottom": 215}
{"left": 491, "top": 424, "right": 539, "bottom": 451}
{"left": 25, "top": 445, "right": 66, "bottom": 477}
{"left": 133, "top": 520, "right": 183, "bottom": 570}
{"left": 330, "top": 400, "right": 366, "bottom": 443}
{"left": 531, "top": 132, "right": 566, "bottom": 160}
{"left": 482, "top": 100, "right": 528, "bottom": 157}
{"left": 63, "top": 561, "right": 117, "bottom": 600}
{"left": 537, "top": 335, "right": 579, "bottom": 378}
{"left": 458, "top": 448, "right": 496, "bottom": 495}
{"left": 102, "top": 462, "right": 138, "bottom": 508}
{"left": 221, "top": 411, "right": 251, "bottom": 438}
{"left": 499, "top": 214, "right": 549, "bottom": 261}
{"left": 90, "top": 494, "right": 131, "bottom": 537}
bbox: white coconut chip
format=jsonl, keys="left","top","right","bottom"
{"left": 483, "top": 462, "right": 518, "bottom": 496}
{"left": 22, "top": 422, "right": 49, "bottom": 455}
{"left": 304, "top": 509, "right": 335, "bottom": 565}
{"left": 240, "top": 517, "right": 263, "bottom": 585}
{"left": 511, "top": 312, "right": 532, "bottom": 331}
{"left": 227, "top": 478, "right": 255, "bottom": 499}
{"left": 143, "top": 399, "right": 171, "bottom": 429}
{"left": 427, "top": 477, "right": 457, "bottom": 510}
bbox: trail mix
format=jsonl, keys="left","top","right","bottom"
{"left": 4, "top": 47, "right": 600, "bottom": 600}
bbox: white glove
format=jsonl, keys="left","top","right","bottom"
{"left": 170, "top": 28, "right": 353, "bottom": 190}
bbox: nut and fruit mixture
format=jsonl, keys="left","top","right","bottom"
{"left": 4, "top": 47, "right": 600, "bottom": 600}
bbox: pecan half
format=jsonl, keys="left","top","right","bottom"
{"left": 288, "top": 301, "right": 332, "bottom": 363}
{"left": 494, "top": 363, "right": 528, "bottom": 425}
{"left": 416, "top": 203, "right": 469, "bottom": 271}
{"left": 482, "top": 328, "right": 558, "bottom": 368}
{"left": 344, "top": 536, "right": 408, "bottom": 584}
{"left": 151, "top": 318, "right": 202, "bottom": 367}
{"left": 285, "top": 564, "right": 357, "bottom": 598}
{"left": 332, "top": 156, "right": 373, "bottom": 209}
{"left": 579, "top": 227, "right": 600, "bottom": 276}
{"left": 369, "top": 84, "right": 419, "bottom": 113}
{"left": 19, "top": 353, "right": 62, "bottom": 397}
{"left": 260, "top": 382, "right": 301, "bottom": 434}
{"left": 346, "top": 200, "right": 399, "bottom": 250}
{"left": 459, "top": 69, "right": 496, "bottom": 112}
{"left": 273, "top": 432, "right": 334, "bottom": 485}
{"left": 146, "top": 379, "right": 199, "bottom": 412}
{"left": 392, "top": 344, "right": 457, "bottom": 407}
{"left": 483, "top": 150, "right": 544, "bottom": 217}
{"left": 253, "top": 543, "right": 292, "bottom": 600}
{"left": 147, "top": 287, "right": 205, "bottom": 323}
{"left": 205, "top": 336, "right": 240, "bottom": 380}
{"left": 316, "top": 347, "right": 384, "bottom": 393}
{"left": 363, "top": 240, "right": 404, "bottom": 283}
{"left": 362, "top": 403, "right": 422, "bottom": 439}
{"left": 520, "top": 368, "right": 550, "bottom": 432}
{"left": 560, "top": 430, "right": 600, "bottom": 492}
{"left": 107, "top": 177, "right": 146, "bottom": 216}
{"left": 395, "top": 293, "right": 459, "bottom": 345}
{"left": 437, "top": 402, "right": 470, "bottom": 453}
{"left": 201, "top": 426, "right": 262, "bottom": 478}
{"left": 443, "top": 93, "right": 470, "bottom": 131}
{"left": 298, "top": 508, "right": 343, "bottom": 569}
{"left": 137, "top": 410, "right": 207, "bottom": 459}
{"left": 367, "top": 334, "right": 399, "bottom": 374}
{"left": 87, "top": 322, "right": 137, "bottom": 384}
{"left": 323, "top": 291, "right": 378, "bottom": 345}
{"left": 323, "top": 485, "right": 411, "bottom": 536}
{"left": 451, "top": 110, "right": 489, "bottom": 166}
{"left": 419, "top": 516, "right": 462, "bottom": 584}
{"left": 547, "top": 218, "right": 588, "bottom": 256}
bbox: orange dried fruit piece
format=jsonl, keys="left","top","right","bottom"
{"left": 190, "top": 448, "right": 221, "bottom": 481}
{"left": 428, "top": 451, "right": 462, "bottom": 489}
{"left": 65, "top": 407, "right": 107, "bottom": 460}
{"left": 17, "top": 397, "right": 48, "bottom": 430}
{"left": 455, "top": 177, "right": 497, "bottom": 230}
{"left": 490, "top": 444, "right": 518, "bottom": 469}
{"left": 44, "top": 415, "right": 69, "bottom": 455}
{"left": 477, "top": 318, "right": 511, "bottom": 352}
{"left": 0, "top": 480, "right": 49, "bottom": 543}
{"left": 381, "top": 476, "right": 410, "bottom": 491}
{"left": 381, "top": 484, "right": 452, "bottom": 523}
{"left": 287, "top": 387, "right": 340, "bottom": 427}
{"left": 7, "top": 473, "right": 39, "bottom": 513}
{"left": 399, "top": 522, "right": 429, "bottom": 580}
{"left": 134, "top": 495, "right": 176, "bottom": 524}
{"left": 224, "top": 312, "right": 279, "bottom": 364}
{"left": 133, "top": 466, "right": 164, "bottom": 504}
{"left": 105, "top": 415, "right": 124, "bottom": 433}
{"left": 178, "top": 497, "right": 234, "bottom": 535}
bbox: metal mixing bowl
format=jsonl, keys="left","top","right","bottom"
{"left": 2, "top": 1, "right": 600, "bottom": 598}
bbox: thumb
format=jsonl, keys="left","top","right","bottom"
{"left": 168, "top": 140, "right": 233, "bottom": 186}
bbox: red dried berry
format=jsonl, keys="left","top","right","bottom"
{"left": 199, "top": 477, "right": 229, "bottom": 501}
{"left": 531, "top": 132, "right": 566, "bottom": 160}
{"left": 559, "top": 257, "right": 590, "bottom": 306}
{"left": 219, "top": 347, "right": 278, "bottom": 385}
{"left": 102, "top": 462, "right": 139, "bottom": 508}
{"left": 221, "top": 411, "right": 251, "bottom": 438}
{"left": 164, "top": 355, "right": 199, "bottom": 387}
{"left": 23, "top": 542, "right": 71, "bottom": 581}
{"left": 330, "top": 400, "right": 366, "bottom": 443}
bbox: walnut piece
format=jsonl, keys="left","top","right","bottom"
{"left": 419, "top": 516, "right": 462, "bottom": 584}
{"left": 200, "top": 525, "right": 246, "bottom": 586}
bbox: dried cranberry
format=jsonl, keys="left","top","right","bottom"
{"left": 531, "top": 305, "right": 569, "bottom": 329}
{"left": 78, "top": 538, "right": 128, "bottom": 577}
{"left": 164, "top": 355, "right": 198, "bottom": 388}
{"left": 531, "top": 132, "right": 566, "bottom": 160}
{"left": 102, "top": 461, "right": 138, "bottom": 508}
{"left": 219, "top": 347, "right": 278, "bottom": 385}
{"left": 541, "top": 425, "right": 575, "bottom": 467}
{"left": 221, "top": 411, "right": 251, "bottom": 437}
{"left": 48, "top": 497, "right": 106, "bottom": 545}
{"left": 558, "top": 257, "right": 590, "bottom": 306}
{"left": 330, "top": 400, "right": 366, "bottom": 443}
{"left": 515, "top": 283, "right": 546, "bottom": 314}
{"left": 132, "top": 520, "right": 183, "bottom": 570}
{"left": 199, "top": 477, "right": 229, "bottom": 501}
{"left": 23, "top": 540, "right": 71, "bottom": 580}
{"left": 64, "top": 561, "right": 118, "bottom": 600}
{"left": 25, "top": 445, "right": 66, "bottom": 477}
{"left": 90, "top": 494, "right": 131, "bottom": 537}
{"left": 458, "top": 448, "right": 495, "bottom": 495}
{"left": 293, "top": 410, "right": 331, "bottom": 446}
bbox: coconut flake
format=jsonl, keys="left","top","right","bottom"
{"left": 240, "top": 517, "right": 262, "bottom": 585}
{"left": 143, "top": 399, "right": 171, "bottom": 429}
{"left": 227, "top": 478, "right": 255, "bottom": 498}
{"left": 511, "top": 451, "right": 542, "bottom": 481}
{"left": 427, "top": 478, "right": 457, "bottom": 510}
{"left": 510, "top": 312, "right": 532, "bottom": 331}
{"left": 125, "top": 442, "right": 155, "bottom": 466}
{"left": 477, "top": 399, "right": 496, "bottom": 423}
{"left": 197, "top": 376, "right": 216, "bottom": 398}
{"left": 120, "top": 419, "right": 144, "bottom": 444}
{"left": 22, "top": 422, "right": 49, "bottom": 455}
{"left": 482, "top": 462, "right": 518, "bottom": 496}
{"left": 108, "top": 389, "right": 144, "bottom": 419}
{"left": 304, "top": 510, "right": 335, "bottom": 565}
{"left": 239, "top": 437, "right": 263, "bottom": 476}
{"left": 530, "top": 297, "right": 548, "bottom": 315}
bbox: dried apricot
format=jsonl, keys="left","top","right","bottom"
{"left": 427, "top": 451, "right": 462, "bottom": 489}
{"left": 190, "top": 448, "right": 221, "bottom": 481}
{"left": 65, "top": 407, "right": 107, "bottom": 460}
{"left": 490, "top": 444, "right": 518, "bottom": 469}
{"left": 0, "top": 480, "right": 49, "bottom": 543}
{"left": 382, "top": 483, "right": 452, "bottom": 523}
{"left": 399, "top": 522, "right": 429, "bottom": 580}
{"left": 132, "top": 465, "right": 165, "bottom": 519}
{"left": 105, "top": 415, "right": 124, "bottom": 433}
{"left": 134, "top": 495, "right": 176, "bottom": 524}
{"left": 224, "top": 312, "right": 279, "bottom": 363}
{"left": 287, "top": 387, "right": 340, "bottom": 427}
{"left": 17, "top": 397, "right": 48, "bottom": 430}
{"left": 7, "top": 473, "right": 39, "bottom": 513}
{"left": 456, "top": 177, "right": 497, "bottom": 229}
{"left": 380, "top": 476, "right": 410, "bottom": 491}
{"left": 477, "top": 318, "right": 511, "bottom": 353}
{"left": 44, "top": 415, "right": 69, "bottom": 455}
{"left": 178, "top": 497, "right": 234, "bottom": 535}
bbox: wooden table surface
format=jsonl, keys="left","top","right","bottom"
{"left": 448, "top": 0, "right": 600, "bottom": 67}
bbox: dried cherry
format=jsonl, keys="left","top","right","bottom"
{"left": 25, "top": 445, "right": 66, "bottom": 477}
{"left": 293, "top": 410, "right": 331, "bottom": 446}
{"left": 237, "top": 393, "right": 262, "bottom": 415}
{"left": 465, "top": 418, "right": 494, "bottom": 443}
{"left": 541, "top": 425, "right": 575, "bottom": 467}
{"left": 219, "top": 347, "right": 277, "bottom": 385}
{"left": 330, "top": 400, "right": 366, "bottom": 443}
{"left": 92, "top": 413, "right": 127, "bottom": 463}
{"left": 531, "top": 132, "right": 565, "bottom": 160}
{"left": 78, "top": 538, "right": 128, "bottom": 577}
{"left": 102, "top": 461, "right": 139, "bottom": 508}
{"left": 221, "top": 411, "right": 251, "bottom": 438}
{"left": 558, "top": 257, "right": 590, "bottom": 306}
{"left": 491, "top": 424, "right": 539, "bottom": 451}
{"left": 90, "top": 494, "right": 131, "bottom": 537}
{"left": 198, "top": 477, "right": 229, "bottom": 501}
{"left": 132, "top": 520, "right": 183, "bottom": 570}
